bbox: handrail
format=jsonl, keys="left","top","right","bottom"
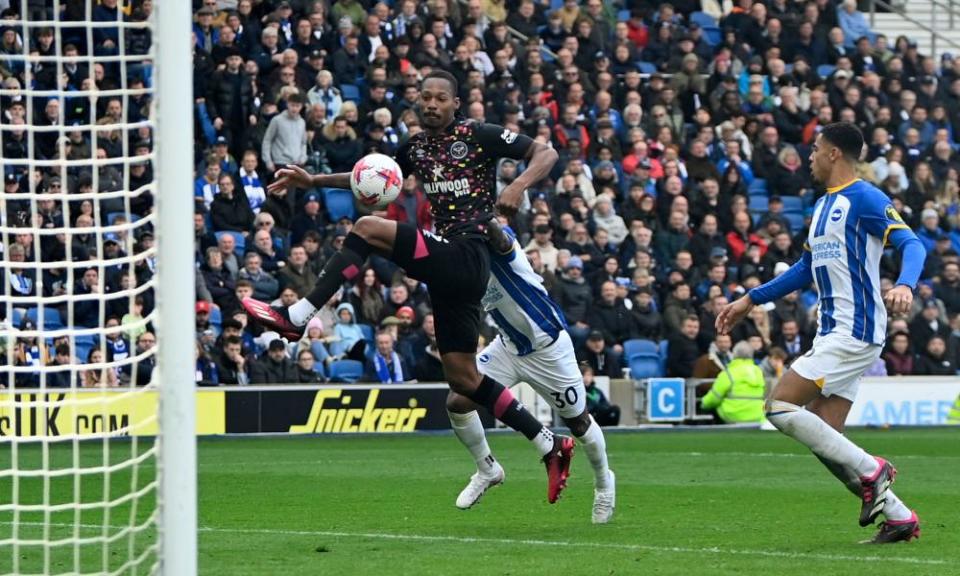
{"left": 867, "top": 0, "right": 960, "bottom": 57}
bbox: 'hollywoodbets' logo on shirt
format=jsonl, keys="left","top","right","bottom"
{"left": 423, "top": 177, "right": 471, "bottom": 197}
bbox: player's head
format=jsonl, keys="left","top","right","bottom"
{"left": 419, "top": 70, "right": 459, "bottom": 131}
{"left": 809, "top": 122, "right": 863, "bottom": 183}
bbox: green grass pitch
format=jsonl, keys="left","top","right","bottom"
{"left": 2, "top": 428, "right": 958, "bottom": 575}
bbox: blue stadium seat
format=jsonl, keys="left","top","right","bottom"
{"left": 780, "top": 196, "right": 804, "bottom": 213}
{"left": 359, "top": 323, "right": 374, "bottom": 345}
{"left": 817, "top": 64, "right": 836, "bottom": 78}
{"left": 702, "top": 26, "right": 721, "bottom": 46}
{"left": 629, "top": 357, "right": 662, "bottom": 379}
{"left": 636, "top": 61, "right": 657, "bottom": 75}
{"left": 9, "top": 308, "right": 24, "bottom": 328}
{"left": 623, "top": 338, "right": 658, "bottom": 360}
{"left": 26, "top": 307, "right": 63, "bottom": 329}
{"left": 328, "top": 359, "right": 364, "bottom": 383}
{"left": 658, "top": 339, "right": 669, "bottom": 377}
{"left": 74, "top": 335, "right": 97, "bottom": 363}
{"left": 323, "top": 188, "right": 357, "bottom": 222}
{"left": 749, "top": 196, "right": 769, "bottom": 212}
{"left": 215, "top": 231, "right": 245, "bottom": 253}
{"left": 690, "top": 11, "right": 717, "bottom": 28}
{"left": 747, "top": 179, "right": 768, "bottom": 195}
{"left": 617, "top": 9, "right": 630, "bottom": 21}
{"left": 784, "top": 212, "right": 806, "bottom": 232}
{"left": 208, "top": 306, "right": 222, "bottom": 331}
{"left": 340, "top": 83, "right": 361, "bottom": 103}
{"left": 313, "top": 361, "right": 326, "bottom": 379}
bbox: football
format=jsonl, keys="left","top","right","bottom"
{"left": 350, "top": 153, "right": 403, "bottom": 209}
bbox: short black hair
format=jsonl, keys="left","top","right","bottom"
{"left": 423, "top": 70, "right": 459, "bottom": 96}
{"left": 820, "top": 122, "right": 864, "bottom": 159}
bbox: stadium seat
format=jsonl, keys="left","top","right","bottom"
{"left": 623, "top": 338, "right": 658, "bottom": 360}
{"left": 780, "top": 196, "right": 804, "bottom": 213}
{"left": 208, "top": 306, "right": 222, "bottom": 331}
{"left": 747, "top": 179, "right": 768, "bottom": 196}
{"left": 617, "top": 9, "right": 630, "bottom": 21}
{"left": 313, "top": 361, "right": 326, "bottom": 379}
{"left": 817, "top": 64, "right": 836, "bottom": 78}
{"left": 215, "top": 231, "right": 245, "bottom": 253}
{"left": 749, "top": 196, "right": 769, "bottom": 212}
{"left": 702, "top": 26, "right": 722, "bottom": 46}
{"left": 658, "top": 339, "right": 669, "bottom": 376}
{"left": 26, "top": 307, "right": 63, "bottom": 330}
{"left": 328, "top": 359, "right": 364, "bottom": 383}
{"left": 340, "top": 84, "right": 360, "bottom": 103}
{"left": 784, "top": 212, "right": 806, "bottom": 232}
{"left": 629, "top": 357, "right": 662, "bottom": 379}
{"left": 74, "top": 335, "right": 97, "bottom": 363}
{"left": 359, "top": 323, "right": 374, "bottom": 345}
{"left": 636, "top": 61, "right": 657, "bottom": 75}
{"left": 9, "top": 308, "right": 24, "bottom": 328}
{"left": 323, "top": 188, "right": 357, "bottom": 221}
{"left": 690, "top": 11, "right": 717, "bottom": 28}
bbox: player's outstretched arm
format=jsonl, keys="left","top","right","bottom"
{"left": 884, "top": 227, "right": 926, "bottom": 314}
{"left": 717, "top": 250, "right": 814, "bottom": 335}
{"left": 266, "top": 165, "right": 351, "bottom": 194}
{"left": 497, "top": 142, "right": 558, "bottom": 217}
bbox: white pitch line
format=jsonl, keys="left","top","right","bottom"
{"left": 198, "top": 526, "right": 946, "bottom": 566}
{"left": 4, "top": 522, "right": 946, "bottom": 566}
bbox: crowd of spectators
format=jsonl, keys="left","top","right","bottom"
{"left": 3, "top": 0, "right": 960, "bottom": 389}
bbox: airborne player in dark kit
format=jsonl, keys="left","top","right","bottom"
{"left": 241, "top": 70, "right": 575, "bottom": 503}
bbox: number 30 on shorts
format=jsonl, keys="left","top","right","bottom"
{"left": 551, "top": 386, "right": 579, "bottom": 409}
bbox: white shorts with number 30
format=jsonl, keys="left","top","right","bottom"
{"left": 476, "top": 331, "right": 586, "bottom": 419}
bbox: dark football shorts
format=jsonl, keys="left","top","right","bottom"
{"left": 392, "top": 223, "right": 489, "bottom": 355}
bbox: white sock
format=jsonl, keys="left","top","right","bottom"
{"left": 767, "top": 401, "right": 879, "bottom": 477}
{"left": 448, "top": 410, "right": 497, "bottom": 475}
{"left": 575, "top": 418, "right": 611, "bottom": 489}
{"left": 288, "top": 298, "right": 318, "bottom": 327}
{"left": 532, "top": 427, "right": 555, "bottom": 456}
{"left": 883, "top": 489, "right": 912, "bottom": 521}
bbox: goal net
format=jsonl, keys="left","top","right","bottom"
{"left": 0, "top": 1, "right": 195, "bottom": 574}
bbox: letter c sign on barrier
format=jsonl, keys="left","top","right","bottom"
{"left": 647, "top": 378, "right": 686, "bottom": 422}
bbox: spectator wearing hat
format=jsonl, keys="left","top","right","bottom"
{"left": 917, "top": 209, "right": 944, "bottom": 254}
{"left": 206, "top": 46, "right": 256, "bottom": 158}
{"left": 577, "top": 331, "right": 620, "bottom": 379}
{"left": 250, "top": 339, "right": 298, "bottom": 384}
{"left": 555, "top": 256, "right": 593, "bottom": 332}
{"left": 289, "top": 191, "right": 326, "bottom": 246}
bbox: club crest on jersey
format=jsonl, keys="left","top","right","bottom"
{"left": 500, "top": 129, "right": 518, "bottom": 144}
{"left": 886, "top": 205, "right": 904, "bottom": 223}
{"left": 830, "top": 207, "right": 844, "bottom": 223}
{"left": 415, "top": 148, "right": 426, "bottom": 158}
{"left": 478, "top": 354, "right": 490, "bottom": 364}
{"left": 449, "top": 141, "right": 468, "bottom": 159}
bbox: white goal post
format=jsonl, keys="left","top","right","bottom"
{"left": 0, "top": 0, "right": 196, "bottom": 574}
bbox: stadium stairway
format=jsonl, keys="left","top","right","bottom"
{"left": 867, "top": 0, "right": 960, "bottom": 60}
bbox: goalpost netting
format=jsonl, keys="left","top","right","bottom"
{"left": 0, "top": 1, "right": 195, "bottom": 574}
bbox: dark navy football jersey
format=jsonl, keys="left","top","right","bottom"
{"left": 396, "top": 120, "right": 534, "bottom": 238}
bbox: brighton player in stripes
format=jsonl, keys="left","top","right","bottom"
{"left": 717, "top": 123, "right": 926, "bottom": 543}
{"left": 447, "top": 226, "right": 615, "bottom": 522}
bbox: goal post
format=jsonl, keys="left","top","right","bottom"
{"left": 0, "top": 0, "right": 196, "bottom": 574}
{"left": 155, "top": 0, "right": 198, "bottom": 574}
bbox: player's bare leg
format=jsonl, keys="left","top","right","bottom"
{"left": 766, "top": 371, "right": 917, "bottom": 537}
